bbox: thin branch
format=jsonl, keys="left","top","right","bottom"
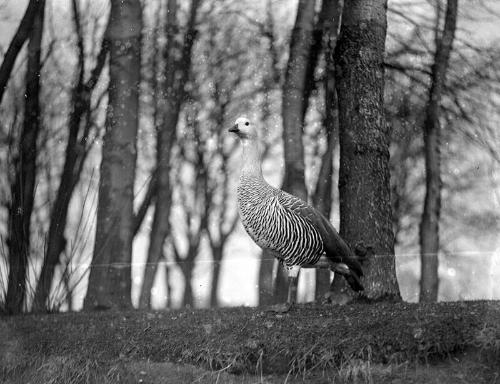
{"left": 0, "top": 0, "right": 41, "bottom": 104}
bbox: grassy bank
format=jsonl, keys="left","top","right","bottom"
{"left": 1, "top": 301, "right": 499, "bottom": 383}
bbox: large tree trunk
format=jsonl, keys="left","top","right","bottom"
{"left": 139, "top": 0, "right": 200, "bottom": 309}
{"left": 276, "top": 0, "right": 317, "bottom": 302}
{"left": 0, "top": 0, "right": 42, "bottom": 105}
{"left": 419, "top": 0, "right": 458, "bottom": 303}
{"left": 84, "top": 0, "right": 142, "bottom": 310}
{"left": 32, "top": 4, "right": 109, "bottom": 312}
{"left": 334, "top": 0, "right": 400, "bottom": 300}
{"left": 312, "top": 0, "right": 343, "bottom": 300}
{"left": 4, "top": 0, "right": 45, "bottom": 314}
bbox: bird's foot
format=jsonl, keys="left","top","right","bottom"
{"left": 266, "top": 302, "right": 293, "bottom": 313}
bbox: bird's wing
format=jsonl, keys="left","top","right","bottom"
{"left": 276, "top": 190, "right": 363, "bottom": 277}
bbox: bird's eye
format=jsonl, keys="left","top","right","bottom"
{"left": 245, "top": 122, "right": 249, "bottom": 126}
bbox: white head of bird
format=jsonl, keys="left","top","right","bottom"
{"left": 229, "top": 116, "right": 263, "bottom": 177}
{"left": 228, "top": 116, "right": 258, "bottom": 140}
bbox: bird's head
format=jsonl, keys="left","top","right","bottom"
{"left": 228, "top": 116, "right": 258, "bottom": 140}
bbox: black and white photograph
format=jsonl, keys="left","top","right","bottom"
{"left": 0, "top": 0, "right": 499, "bottom": 382}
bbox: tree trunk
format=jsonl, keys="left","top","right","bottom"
{"left": 209, "top": 246, "right": 223, "bottom": 308}
{"left": 139, "top": 0, "right": 200, "bottom": 309}
{"left": 0, "top": 0, "right": 41, "bottom": 105}
{"left": 176, "top": 243, "right": 198, "bottom": 308}
{"left": 32, "top": 6, "right": 109, "bottom": 312}
{"left": 277, "top": 0, "right": 317, "bottom": 301}
{"left": 181, "top": 263, "right": 194, "bottom": 308}
{"left": 281, "top": 0, "right": 316, "bottom": 200}
{"left": 84, "top": 0, "right": 142, "bottom": 310}
{"left": 312, "top": 0, "right": 343, "bottom": 300}
{"left": 4, "top": 0, "right": 45, "bottom": 315}
{"left": 335, "top": 0, "right": 400, "bottom": 300}
{"left": 419, "top": 0, "right": 458, "bottom": 303}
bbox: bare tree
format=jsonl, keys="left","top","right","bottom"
{"left": 334, "top": 0, "right": 400, "bottom": 300}
{"left": 4, "top": 0, "right": 45, "bottom": 314}
{"left": 32, "top": 2, "right": 109, "bottom": 312}
{"left": 383, "top": 2, "right": 500, "bottom": 304}
{"left": 195, "top": 17, "right": 241, "bottom": 307}
{"left": 84, "top": 0, "right": 142, "bottom": 310}
{"left": 204, "top": 127, "right": 239, "bottom": 307}
{"left": 0, "top": 0, "right": 42, "bottom": 105}
{"left": 419, "top": 0, "right": 458, "bottom": 303}
{"left": 138, "top": 0, "right": 201, "bottom": 309}
{"left": 169, "top": 114, "right": 208, "bottom": 308}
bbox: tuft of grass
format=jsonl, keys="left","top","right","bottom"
{"left": 474, "top": 323, "right": 500, "bottom": 363}
{"left": 338, "top": 358, "right": 373, "bottom": 384}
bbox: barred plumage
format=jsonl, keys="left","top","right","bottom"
{"left": 237, "top": 174, "right": 323, "bottom": 268}
{"left": 229, "top": 116, "right": 363, "bottom": 309}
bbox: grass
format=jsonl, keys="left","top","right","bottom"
{"left": 1, "top": 300, "right": 499, "bottom": 383}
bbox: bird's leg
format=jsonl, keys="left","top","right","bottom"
{"left": 286, "top": 266, "right": 300, "bottom": 306}
{"left": 267, "top": 266, "right": 300, "bottom": 313}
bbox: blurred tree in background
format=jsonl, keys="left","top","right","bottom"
{"left": 33, "top": 0, "right": 110, "bottom": 312}
{"left": 84, "top": 0, "right": 142, "bottom": 310}
{"left": 137, "top": 0, "right": 201, "bottom": 310}
{"left": 4, "top": 0, "right": 45, "bottom": 314}
{"left": 0, "top": 0, "right": 499, "bottom": 313}
{"left": 419, "top": 0, "right": 458, "bottom": 303}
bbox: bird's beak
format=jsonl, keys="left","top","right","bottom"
{"left": 228, "top": 124, "right": 239, "bottom": 133}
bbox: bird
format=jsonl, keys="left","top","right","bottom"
{"left": 229, "top": 116, "right": 364, "bottom": 312}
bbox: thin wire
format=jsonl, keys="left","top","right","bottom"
{"left": 43, "top": 250, "right": 500, "bottom": 269}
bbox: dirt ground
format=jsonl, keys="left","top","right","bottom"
{"left": 1, "top": 301, "right": 499, "bottom": 383}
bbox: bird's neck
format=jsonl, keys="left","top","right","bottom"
{"left": 241, "top": 139, "right": 264, "bottom": 179}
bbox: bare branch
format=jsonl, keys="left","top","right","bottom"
{"left": 0, "top": 0, "right": 41, "bottom": 104}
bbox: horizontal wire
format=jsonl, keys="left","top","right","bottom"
{"left": 26, "top": 250, "right": 499, "bottom": 269}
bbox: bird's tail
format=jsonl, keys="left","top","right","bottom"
{"left": 322, "top": 227, "right": 366, "bottom": 291}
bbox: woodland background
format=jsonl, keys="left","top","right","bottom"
{"left": 0, "top": 0, "right": 499, "bottom": 314}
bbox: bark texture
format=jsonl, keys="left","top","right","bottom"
{"left": 0, "top": 0, "right": 42, "bottom": 104}
{"left": 139, "top": 0, "right": 200, "bottom": 309}
{"left": 33, "top": 4, "right": 109, "bottom": 312}
{"left": 335, "top": 0, "right": 400, "bottom": 299}
{"left": 419, "top": 0, "right": 458, "bottom": 303}
{"left": 84, "top": 0, "right": 142, "bottom": 310}
{"left": 4, "top": 0, "right": 45, "bottom": 314}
